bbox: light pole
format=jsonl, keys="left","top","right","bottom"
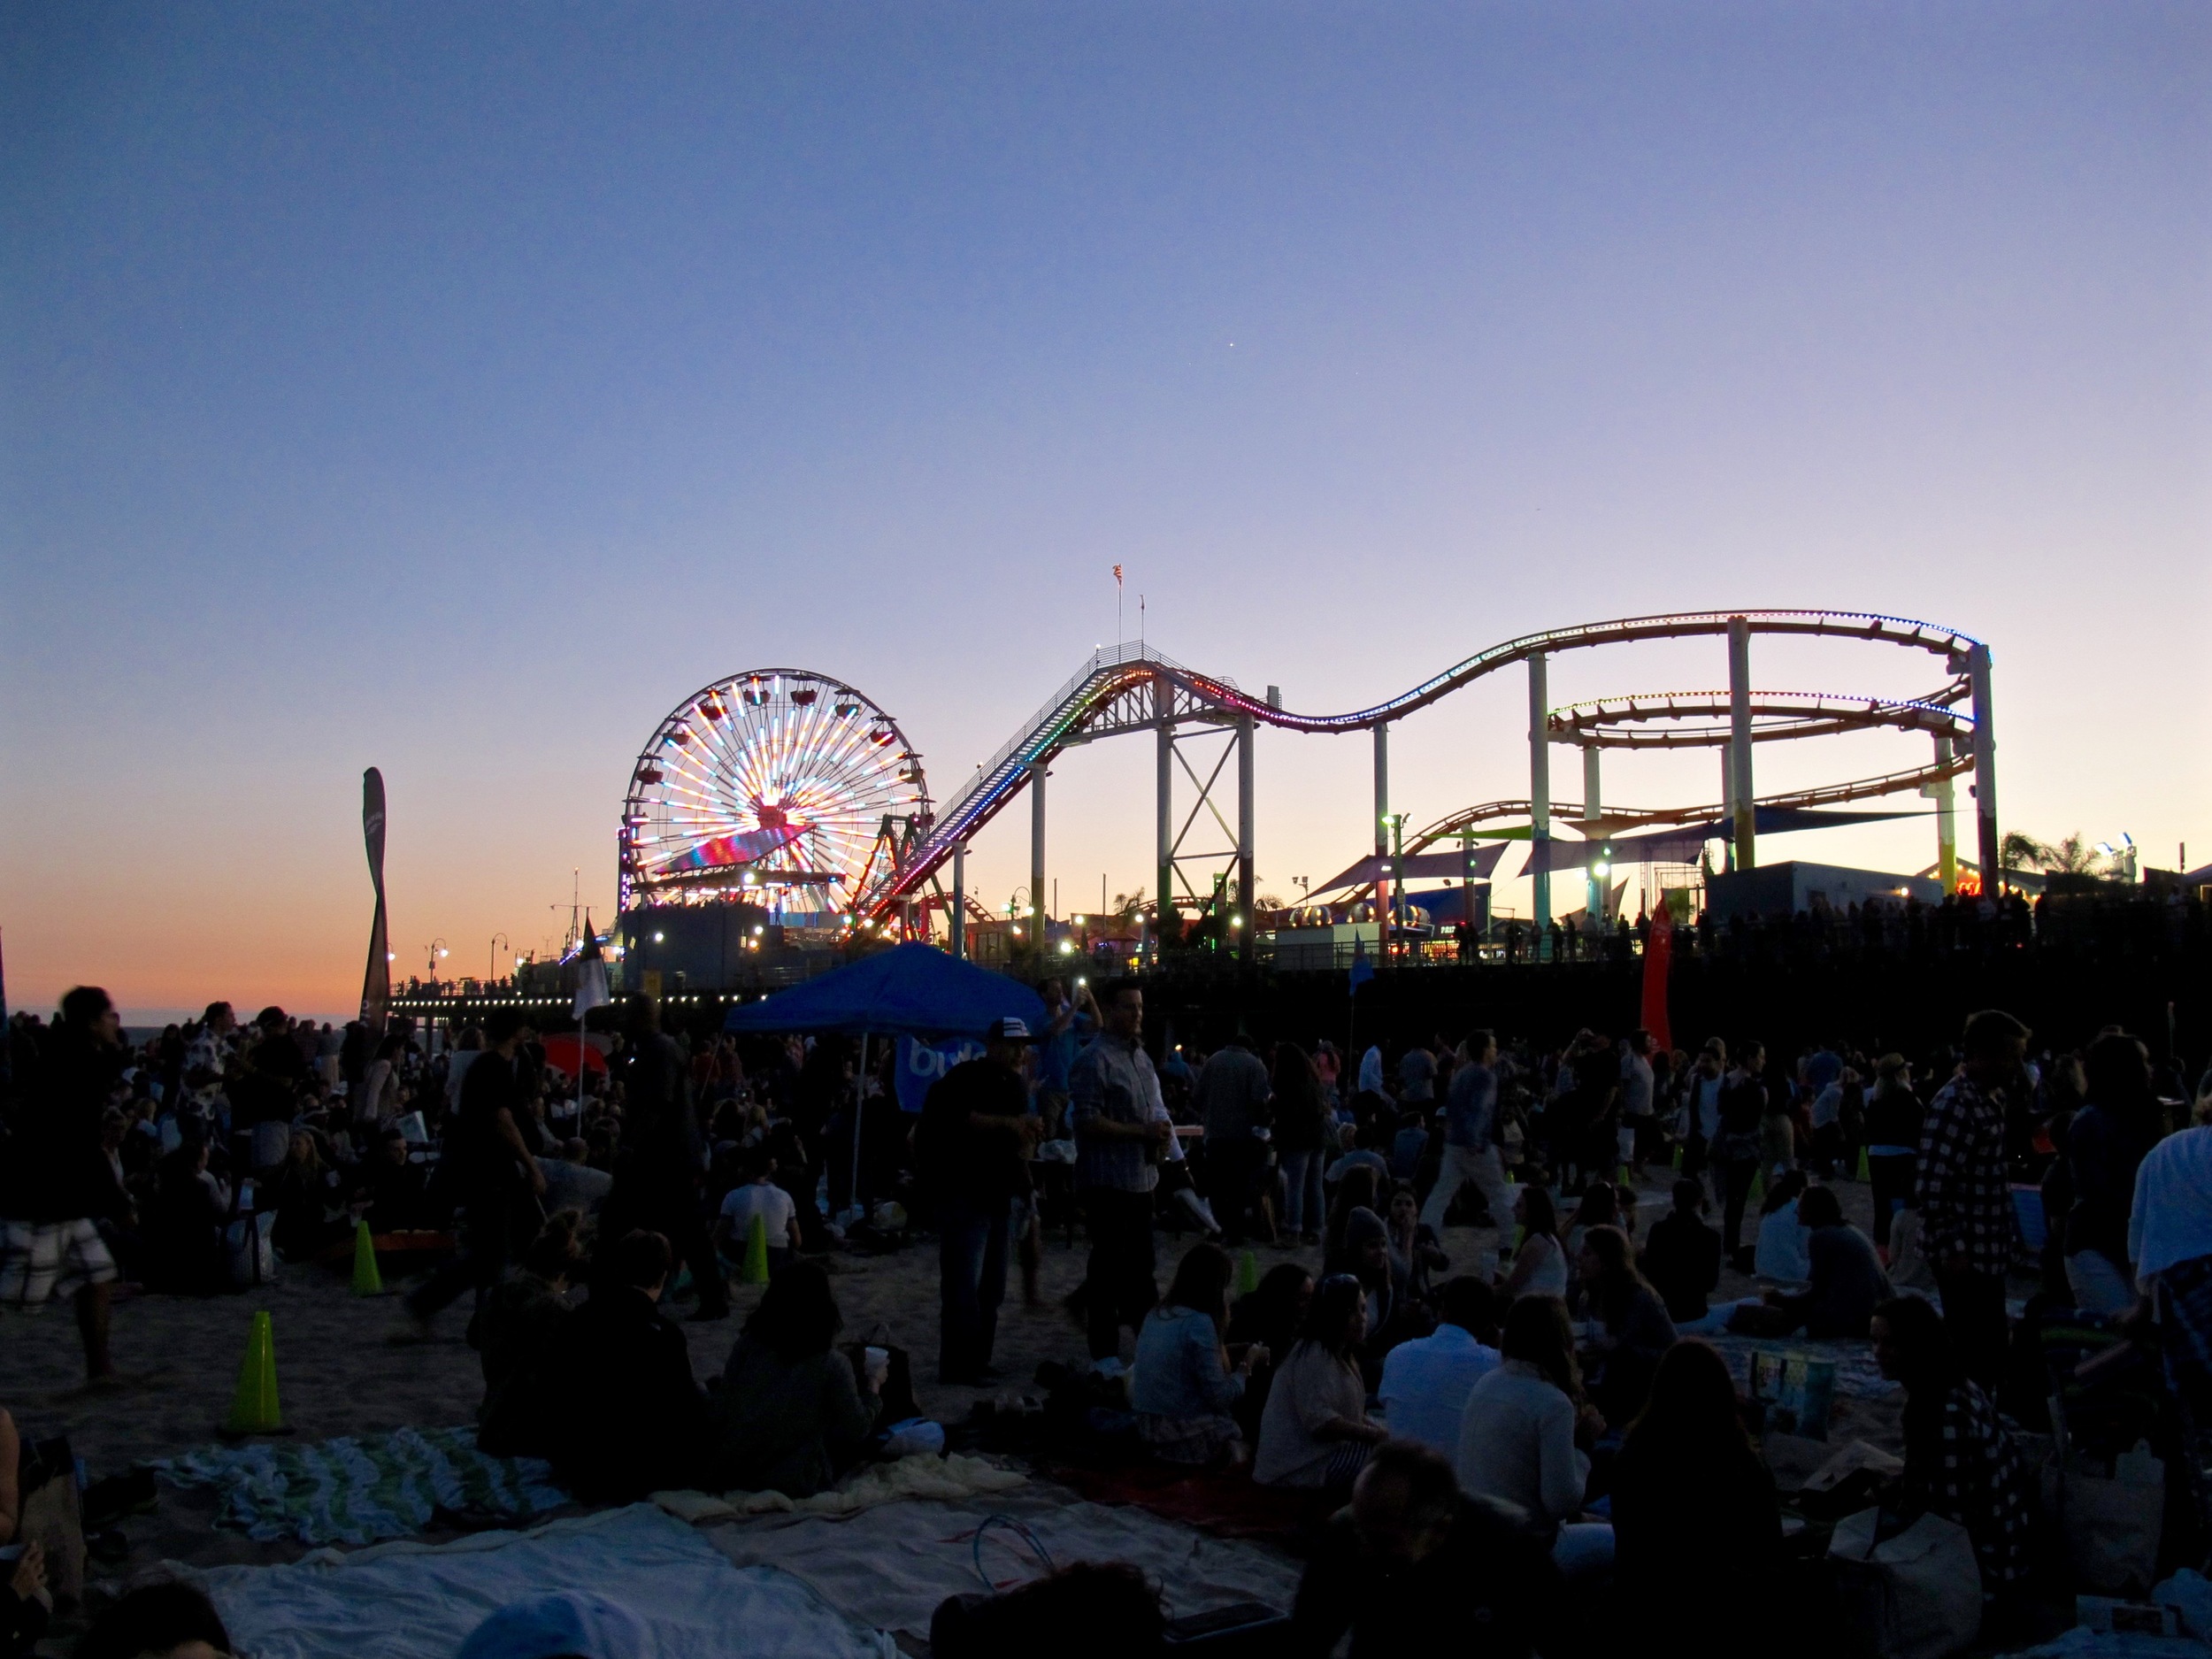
{"left": 426, "top": 938, "right": 449, "bottom": 981}
{"left": 490, "top": 933, "right": 510, "bottom": 986}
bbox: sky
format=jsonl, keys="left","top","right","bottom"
{"left": 4, "top": 2, "right": 2208, "bottom": 1022}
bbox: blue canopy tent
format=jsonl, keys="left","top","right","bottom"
{"left": 722, "top": 944, "right": 1045, "bottom": 1220}
{"left": 720, "top": 942, "right": 1044, "bottom": 1040}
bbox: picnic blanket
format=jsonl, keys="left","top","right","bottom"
{"left": 705, "top": 1493, "right": 1303, "bottom": 1638}
{"left": 651, "top": 1451, "right": 1026, "bottom": 1522}
{"left": 183, "top": 1502, "right": 894, "bottom": 1659}
{"left": 156, "top": 1425, "right": 568, "bottom": 1545}
{"left": 1044, "top": 1458, "right": 1316, "bottom": 1543}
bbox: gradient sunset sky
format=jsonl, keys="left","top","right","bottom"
{"left": 4, "top": 3, "right": 2207, "bottom": 1021}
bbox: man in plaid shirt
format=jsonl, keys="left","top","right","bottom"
{"left": 1070, "top": 982, "right": 1171, "bottom": 1370}
{"left": 1915, "top": 1009, "right": 2030, "bottom": 1386}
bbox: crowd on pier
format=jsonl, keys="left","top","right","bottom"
{"left": 4, "top": 973, "right": 2212, "bottom": 1655}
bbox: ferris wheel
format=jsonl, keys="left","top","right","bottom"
{"left": 618, "top": 670, "right": 929, "bottom": 916}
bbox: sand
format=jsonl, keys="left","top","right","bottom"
{"left": 0, "top": 1164, "right": 1890, "bottom": 1605}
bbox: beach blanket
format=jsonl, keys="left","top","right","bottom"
{"left": 156, "top": 1425, "right": 568, "bottom": 1545}
{"left": 1044, "top": 1458, "right": 1315, "bottom": 1543}
{"left": 650, "top": 1451, "right": 1026, "bottom": 1522}
{"left": 183, "top": 1502, "right": 894, "bottom": 1659}
{"left": 706, "top": 1493, "right": 1303, "bottom": 1638}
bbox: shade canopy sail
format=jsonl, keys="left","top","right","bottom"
{"left": 720, "top": 942, "right": 1045, "bottom": 1041}
{"left": 1515, "top": 806, "right": 1930, "bottom": 875}
{"left": 1312, "top": 843, "right": 1509, "bottom": 895}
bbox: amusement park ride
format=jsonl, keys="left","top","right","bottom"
{"left": 613, "top": 611, "right": 2000, "bottom": 974}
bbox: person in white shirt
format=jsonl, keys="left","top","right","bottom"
{"left": 2129, "top": 1118, "right": 2212, "bottom": 1549}
{"left": 1379, "top": 1277, "right": 1501, "bottom": 1457}
{"left": 1752, "top": 1173, "right": 1812, "bottom": 1285}
{"left": 718, "top": 1151, "right": 803, "bottom": 1271}
{"left": 1455, "top": 1293, "right": 1612, "bottom": 1581}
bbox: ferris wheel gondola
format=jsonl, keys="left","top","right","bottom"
{"left": 618, "top": 670, "right": 929, "bottom": 918}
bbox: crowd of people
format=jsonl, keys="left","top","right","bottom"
{"left": 6, "top": 968, "right": 2212, "bottom": 1655}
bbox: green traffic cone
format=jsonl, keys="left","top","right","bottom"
{"left": 1747, "top": 1167, "right": 1765, "bottom": 1206}
{"left": 741, "top": 1213, "right": 772, "bottom": 1285}
{"left": 1672, "top": 1143, "right": 1685, "bottom": 1171}
{"left": 1236, "top": 1248, "right": 1259, "bottom": 1295}
{"left": 225, "top": 1310, "right": 285, "bottom": 1435}
{"left": 349, "top": 1218, "right": 384, "bottom": 1296}
{"left": 1855, "top": 1145, "right": 1870, "bottom": 1182}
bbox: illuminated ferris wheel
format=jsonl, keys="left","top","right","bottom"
{"left": 618, "top": 670, "right": 929, "bottom": 916}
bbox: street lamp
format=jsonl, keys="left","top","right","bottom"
{"left": 490, "top": 933, "right": 510, "bottom": 985}
{"left": 426, "top": 938, "right": 449, "bottom": 977}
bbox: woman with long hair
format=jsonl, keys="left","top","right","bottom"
{"left": 1455, "top": 1294, "right": 1610, "bottom": 1580}
{"left": 1324, "top": 1164, "right": 1382, "bottom": 1271}
{"left": 1497, "top": 1184, "right": 1568, "bottom": 1300}
{"left": 1133, "top": 1243, "right": 1265, "bottom": 1465}
{"left": 1573, "top": 1225, "right": 1677, "bottom": 1422}
{"left": 1225, "top": 1263, "right": 1313, "bottom": 1441}
{"left": 267, "top": 1128, "right": 348, "bottom": 1262}
{"left": 709, "top": 1260, "right": 880, "bottom": 1497}
{"left": 1610, "top": 1340, "right": 1782, "bottom": 1649}
{"left": 1254, "top": 1273, "right": 1385, "bottom": 1493}
{"left": 1386, "top": 1185, "right": 1449, "bottom": 1303}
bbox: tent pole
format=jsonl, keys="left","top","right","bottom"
{"left": 852, "top": 1032, "right": 869, "bottom": 1224}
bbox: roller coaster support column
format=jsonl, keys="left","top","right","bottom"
{"left": 950, "top": 844, "right": 967, "bottom": 961}
{"left": 1969, "top": 642, "right": 2000, "bottom": 891}
{"left": 1929, "top": 734, "right": 1959, "bottom": 895}
{"left": 1529, "top": 653, "right": 1551, "bottom": 956}
{"left": 1029, "top": 759, "right": 1048, "bottom": 952}
{"left": 1728, "top": 616, "right": 1757, "bottom": 869}
{"left": 1236, "top": 716, "right": 1256, "bottom": 955}
{"left": 1373, "top": 723, "right": 1391, "bottom": 960}
{"left": 1583, "top": 745, "right": 1605, "bottom": 922}
{"left": 1156, "top": 679, "right": 1174, "bottom": 944}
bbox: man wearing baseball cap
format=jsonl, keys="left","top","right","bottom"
{"left": 918, "top": 1016, "right": 1041, "bottom": 1385}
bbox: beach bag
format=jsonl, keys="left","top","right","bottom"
{"left": 2059, "top": 1440, "right": 2165, "bottom": 1594}
{"left": 227, "top": 1210, "right": 279, "bottom": 1286}
{"left": 1829, "top": 1507, "right": 1981, "bottom": 1659}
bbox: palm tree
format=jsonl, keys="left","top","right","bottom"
{"left": 2001, "top": 830, "right": 2055, "bottom": 872}
{"left": 2002, "top": 831, "right": 2108, "bottom": 878}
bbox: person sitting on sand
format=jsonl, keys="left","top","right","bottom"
{"left": 350, "top": 1126, "right": 437, "bottom": 1233}
{"left": 1254, "top": 1273, "right": 1386, "bottom": 1495}
{"left": 1132, "top": 1242, "right": 1265, "bottom": 1466}
{"left": 267, "top": 1128, "right": 348, "bottom": 1262}
{"left": 477, "top": 1210, "right": 586, "bottom": 1457}
{"left": 1640, "top": 1179, "right": 1723, "bottom": 1324}
{"left": 551, "top": 1229, "right": 706, "bottom": 1501}
{"left": 1225, "top": 1263, "right": 1311, "bottom": 1445}
{"left": 143, "top": 1141, "right": 229, "bottom": 1295}
{"left": 1291, "top": 1440, "right": 1561, "bottom": 1659}
{"left": 707, "top": 1260, "right": 880, "bottom": 1497}
{"left": 1756, "top": 1185, "right": 1891, "bottom": 1339}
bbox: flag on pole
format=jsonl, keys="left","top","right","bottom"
{"left": 359, "top": 768, "right": 390, "bottom": 1030}
{"left": 1348, "top": 933, "right": 1374, "bottom": 994}
{"left": 573, "top": 912, "right": 611, "bottom": 1019}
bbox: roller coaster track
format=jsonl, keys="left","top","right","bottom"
{"left": 863, "top": 609, "right": 1983, "bottom": 918}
